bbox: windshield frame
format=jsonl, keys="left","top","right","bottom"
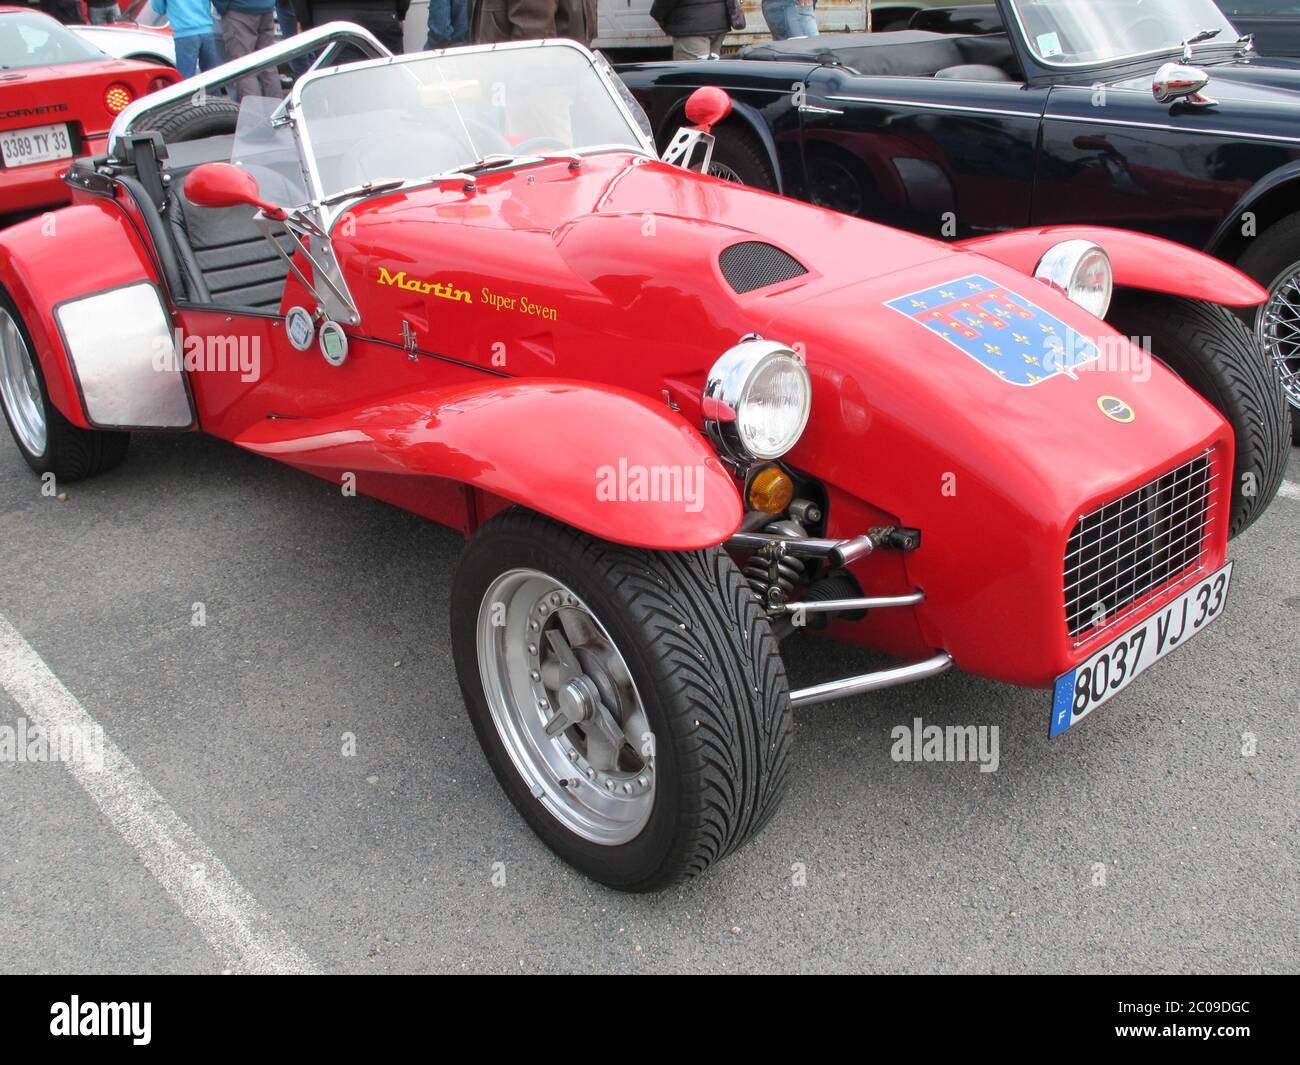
{"left": 285, "top": 39, "right": 658, "bottom": 208}
{"left": 1004, "top": 0, "right": 1242, "bottom": 71}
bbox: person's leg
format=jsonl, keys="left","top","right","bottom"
{"left": 198, "top": 32, "right": 225, "bottom": 75}
{"left": 709, "top": 33, "right": 724, "bottom": 56}
{"left": 256, "top": 12, "right": 284, "bottom": 97}
{"left": 761, "top": 0, "right": 789, "bottom": 41}
{"left": 425, "top": 0, "right": 452, "bottom": 49}
{"left": 790, "top": 0, "right": 818, "bottom": 37}
{"left": 223, "top": 11, "right": 261, "bottom": 100}
{"left": 450, "top": 0, "right": 469, "bottom": 44}
{"left": 672, "top": 35, "right": 710, "bottom": 61}
{"left": 173, "top": 34, "right": 200, "bottom": 79}
{"left": 87, "top": 5, "right": 117, "bottom": 25}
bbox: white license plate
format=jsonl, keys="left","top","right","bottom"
{"left": 0, "top": 123, "right": 73, "bottom": 168}
{"left": 1050, "top": 562, "right": 1232, "bottom": 737}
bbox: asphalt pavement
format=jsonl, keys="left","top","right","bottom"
{"left": 0, "top": 432, "right": 1296, "bottom": 974}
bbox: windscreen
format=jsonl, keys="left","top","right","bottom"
{"left": 0, "top": 11, "right": 106, "bottom": 70}
{"left": 1009, "top": 0, "right": 1239, "bottom": 65}
{"left": 296, "top": 44, "right": 646, "bottom": 200}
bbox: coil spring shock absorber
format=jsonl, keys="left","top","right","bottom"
{"left": 743, "top": 518, "right": 809, "bottom": 611}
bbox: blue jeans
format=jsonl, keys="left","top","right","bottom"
{"left": 276, "top": 1, "right": 312, "bottom": 76}
{"left": 762, "top": 0, "right": 818, "bottom": 41}
{"left": 174, "top": 33, "right": 222, "bottom": 79}
{"left": 425, "top": 0, "right": 469, "bottom": 49}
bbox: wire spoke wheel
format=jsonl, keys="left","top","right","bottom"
{"left": 0, "top": 307, "right": 47, "bottom": 457}
{"left": 1257, "top": 260, "right": 1300, "bottom": 409}
{"left": 476, "top": 568, "right": 655, "bottom": 846}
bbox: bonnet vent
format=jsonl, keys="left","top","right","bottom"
{"left": 719, "top": 242, "right": 808, "bottom": 294}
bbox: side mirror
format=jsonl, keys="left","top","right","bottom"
{"left": 1152, "top": 63, "right": 1217, "bottom": 108}
{"left": 683, "top": 86, "right": 733, "bottom": 134}
{"left": 183, "top": 162, "right": 287, "bottom": 220}
{"left": 661, "top": 88, "right": 734, "bottom": 173}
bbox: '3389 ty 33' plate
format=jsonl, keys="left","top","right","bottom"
{"left": 1050, "top": 563, "right": 1232, "bottom": 737}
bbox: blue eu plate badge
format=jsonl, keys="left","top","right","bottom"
{"left": 885, "top": 274, "right": 1099, "bottom": 386}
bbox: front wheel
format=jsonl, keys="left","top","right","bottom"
{"left": 1234, "top": 210, "right": 1300, "bottom": 444}
{"left": 450, "top": 509, "right": 792, "bottom": 891}
{"left": 0, "top": 290, "right": 129, "bottom": 482}
{"left": 1107, "top": 293, "right": 1287, "bottom": 538}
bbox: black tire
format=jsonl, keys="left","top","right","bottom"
{"left": 1234, "top": 210, "right": 1300, "bottom": 445}
{"left": 1107, "top": 292, "right": 1287, "bottom": 538}
{"left": 136, "top": 97, "right": 241, "bottom": 144}
{"left": 705, "top": 123, "right": 778, "bottom": 191}
{"left": 450, "top": 509, "right": 792, "bottom": 892}
{"left": 0, "top": 289, "right": 129, "bottom": 482}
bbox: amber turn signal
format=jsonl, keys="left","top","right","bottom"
{"left": 748, "top": 466, "right": 794, "bottom": 514}
{"left": 104, "top": 84, "right": 134, "bottom": 115}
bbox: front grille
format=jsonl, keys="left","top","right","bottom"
{"left": 719, "top": 242, "right": 808, "bottom": 294}
{"left": 1064, "top": 451, "right": 1217, "bottom": 641}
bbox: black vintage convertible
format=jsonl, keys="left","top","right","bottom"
{"left": 617, "top": 0, "right": 1300, "bottom": 441}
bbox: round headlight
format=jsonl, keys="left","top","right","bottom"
{"left": 1034, "top": 240, "right": 1113, "bottom": 319}
{"left": 703, "top": 339, "right": 811, "bottom": 464}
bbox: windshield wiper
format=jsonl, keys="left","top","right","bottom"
{"left": 445, "top": 154, "right": 534, "bottom": 176}
{"left": 1181, "top": 28, "right": 1222, "bottom": 60}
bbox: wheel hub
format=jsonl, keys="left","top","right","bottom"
{"left": 0, "top": 307, "right": 47, "bottom": 457}
{"left": 476, "top": 569, "right": 655, "bottom": 845}
{"left": 1258, "top": 265, "right": 1300, "bottom": 409}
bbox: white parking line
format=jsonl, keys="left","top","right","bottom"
{"left": 1280, "top": 481, "right": 1300, "bottom": 503}
{"left": 0, "top": 613, "right": 318, "bottom": 975}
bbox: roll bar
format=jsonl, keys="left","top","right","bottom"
{"left": 108, "top": 21, "right": 391, "bottom": 159}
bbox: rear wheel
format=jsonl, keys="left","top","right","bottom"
{"left": 450, "top": 509, "right": 792, "bottom": 891}
{"left": 1235, "top": 211, "right": 1300, "bottom": 444}
{"left": 0, "top": 290, "right": 129, "bottom": 482}
{"left": 1107, "top": 293, "right": 1287, "bottom": 538}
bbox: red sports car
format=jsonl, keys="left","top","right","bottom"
{"left": 0, "top": 25, "right": 1287, "bottom": 889}
{"left": 0, "top": 5, "right": 177, "bottom": 216}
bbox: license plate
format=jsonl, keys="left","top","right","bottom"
{"left": 0, "top": 123, "right": 73, "bottom": 168}
{"left": 1050, "top": 562, "right": 1232, "bottom": 737}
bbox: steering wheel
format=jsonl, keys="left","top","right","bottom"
{"left": 511, "top": 136, "right": 573, "bottom": 154}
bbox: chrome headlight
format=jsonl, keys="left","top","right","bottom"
{"left": 702, "top": 339, "right": 811, "bottom": 464}
{"left": 1034, "top": 240, "right": 1113, "bottom": 319}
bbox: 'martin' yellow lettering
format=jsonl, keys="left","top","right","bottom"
{"left": 376, "top": 267, "right": 472, "bottom": 304}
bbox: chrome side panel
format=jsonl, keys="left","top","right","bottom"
{"left": 54, "top": 283, "right": 193, "bottom": 430}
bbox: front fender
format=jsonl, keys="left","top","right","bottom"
{"left": 233, "top": 379, "right": 743, "bottom": 551}
{"left": 0, "top": 201, "right": 165, "bottom": 429}
{"left": 956, "top": 226, "right": 1267, "bottom": 307}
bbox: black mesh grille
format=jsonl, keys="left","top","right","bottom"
{"left": 719, "top": 242, "right": 808, "bottom": 294}
{"left": 1064, "top": 452, "right": 1218, "bottom": 641}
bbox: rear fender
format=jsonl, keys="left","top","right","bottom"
{"left": 0, "top": 201, "right": 191, "bottom": 430}
{"left": 956, "top": 226, "right": 1267, "bottom": 307}
{"left": 233, "top": 379, "right": 743, "bottom": 550}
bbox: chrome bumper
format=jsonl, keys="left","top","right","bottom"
{"left": 789, "top": 652, "right": 954, "bottom": 708}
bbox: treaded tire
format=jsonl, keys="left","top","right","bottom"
{"left": 450, "top": 508, "right": 792, "bottom": 892}
{"left": 136, "top": 97, "right": 241, "bottom": 144}
{"left": 1108, "top": 292, "right": 1287, "bottom": 538}
{"left": 1234, "top": 210, "right": 1300, "bottom": 445}
{"left": 0, "top": 289, "right": 129, "bottom": 483}
{"left": 705, "top": 123, "right": 778, "bottom": 191}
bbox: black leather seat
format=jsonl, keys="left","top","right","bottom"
{"left": 736, "top": 29, "right": 1019, "bottom": 81}
{"left": 163, "top": 163, "right": 300, "bottom": 311}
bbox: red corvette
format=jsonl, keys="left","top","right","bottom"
{"left": 0, "top": 5, "right": 177, "bottom": 216}
{"left": 0, "top": 26, "right": 1287, "bottom": 889}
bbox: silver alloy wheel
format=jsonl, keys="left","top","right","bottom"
{"left": 1256, "top": 262, "right": 1300, "bottom": 410}
{"left": 0, "top": 307, "right": 46, "bottom": 457}
{"left": 476, "top": 568, "right": 655, "bottom": 846}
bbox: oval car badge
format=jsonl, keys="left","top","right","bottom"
{"left": 1097, "top": 395, "right": 1135, "bottom": 423}
{"left": 319, "top": 321, "right": 349, "bottom": 367}
{"left": 285, "top": 306, "right": 314, "bottom": 352}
